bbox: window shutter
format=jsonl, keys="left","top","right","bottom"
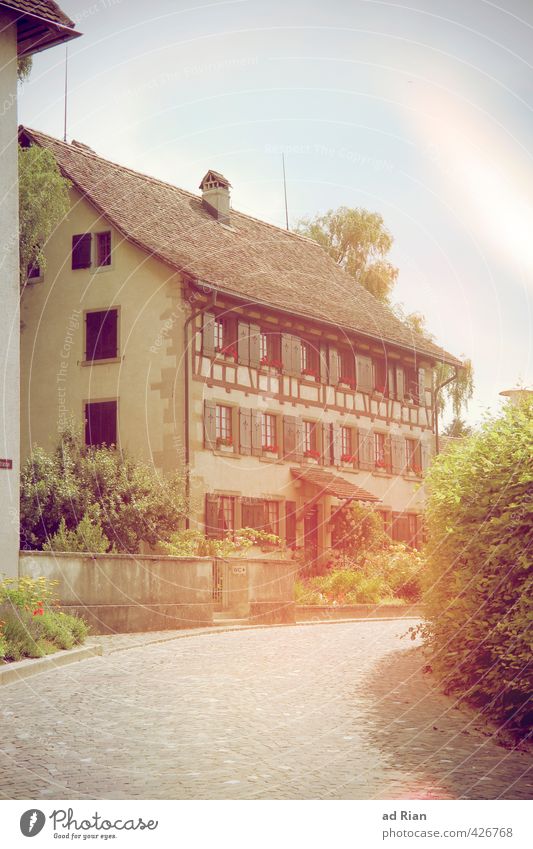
{"left": 358, "top": 428, "right": 374, "bottom": 470}
{"left": 249, "top": 323, "right": 261, "bottom": 368}
{"left": 291, "top": 336, "right": 302, "bottom": 377}
{"left": 203, "top": 399, "right": 217, "bottom": 449}
{"left": 202, "top": 312, "right": 215, "bottom": 357}
{"left": 295, "top": 417, "right": 304, "bottom": 462}
{"left": 281, "top": 333, "right": 293, "bottom": 374}
{"left": 415, "top": 440, "right": 423, "bottom": 470}
{"left": 239, "top": 407, "right": 252, "bottom": 455}
{"left": 283, "top": 415, "right": 296, "bottom": 458}
{"left": 205, "top": 493, "right": 220, "bottom": 538}
{"left": 329, "top": 347, "right": 339, "bottom": 386}
{"left": 388, "top": 365, "right": 395, "bottom": 398}
{"left": 331, "top": 422, "right": 341, "bottom": 466}
{"left": 384, "top": 434, "right": 392, "bottom": 473}
{"left": 319, "top": 344, "right": 329, "bottom": 383}
{"left": 418, "top": 367, "right": 426, "bottom": 406}
{"left": 225, "top": 316, "right": 237, "bottom": 347}
{"left": 421, "top": 440, "right": 433, "bottom": 472}
{"left": 317, "top": 422, "right": 325, "bottom": 464}
{"left": 251, "top": 409, "right": 262, "bottom": 456}
{"left": 72, "top": 234, "right": 92, "bottom": 269}
{"left": 396, "top": 367, "right": 405, "bottom": 401}
{"left": 237, "top": 321, "right": 250, "bottom": 364}
{"left": 254, "top": 499, "right": 267, "bottom": 532}
{"left": 285, "top": 501, "right": 297, "bottom": 548}
{"left": 391, "top": 436, "right": 406, "bottom": 474}
{"left": 356, "top": 355, "right": 373, "bottom": 393}
{"left": 241, "top": 497, "right": 255, "bottom": 529}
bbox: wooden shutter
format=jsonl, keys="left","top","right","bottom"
{"left": 331, "top": 422, "right": 341, "bottom": 466}
{"left": 319, "top": 344, "right": 329, "bottom": 383}
{"left": 237, "top": 321, "right": 250, "bottom": 364}
{"left": 396, "top": 367, "right": 405, "bottom": 401}
{"left": 285, "top": 501, "right": 297, "bottom": 548}
{"left": 249, "top": 323, "right": 261, "bottom": 368}
{"left": 72, "top": 234, "right": 92, "bottom": 269}
{"left": 388, "top": 365, "right": 396, "bottom": 398}
{"left": 295, "top": 417, "right": 304, "bottom": 462}
{"left": 254, "top": 499, "right": 267, "bottom": 532}
{"left": 358, "top": 428, "right": 374, "bottom": 470}
{"left": 204, "top": 399, "right": 217, "bottom": 449}
{"left": 291, "top": 336, "right": 302, "bottom": 376}
{"left": 329, "top": 346, "right": 339, "bottom": 386}
{"left": 283, "top": 414, "right": 296, "bottom": 458}
{"left": 239, "top": 408, "right": 251, "bottom": 455}
{"left": 251, "top": 409, "right": 262, "bottom": 456}
{"left": 421, "top": 440, "right": 433, "bottom": 472}
{"left": 202, "top": 312, "right": 215, "bottom": 357}
{"left": 317, "top": 422, "right": 325, "bottom": 464}
{"left": 418, "top": 367, "right": 426, "bottom": 406}
{"left": 356, "top": 355, "right": 373, "bottom": 393}
{"left": 225, "top": 315, "right": 237, "bottom": 347}
{"left": 241, "top": 497, "right": 255, "bottom": 529}
{"left": 384, "top": 434, "right": 392, "bottom": 472}
{"left": 391, "top": 435, "right": 406, "bottom": 474}
{"left": 205, "top": 494, "right": 220, "bottom": 538}
{"left": 281, "top": 333, "right": 293, "bottom": 374}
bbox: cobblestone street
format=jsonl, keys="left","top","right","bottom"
{"left": 1, "top": 622, "right": 531, "bottom": 800}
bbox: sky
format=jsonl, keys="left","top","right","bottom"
{"left": 18, "top": 0, "right": 533, "bottom": 426}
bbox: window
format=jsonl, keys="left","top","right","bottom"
{"left": 301, "top": 340, "right": 319, "bottom": 379}
{"left": 260, "top": 332, "right": 269, "bottom": 361}
{"left": 303, "top": 420, "right": 319, "bottom": 456}
{"left": 96, "top": 231, "right": 112, "bottom": 267}
{"left": 72, "top": 233, "right": 92, "bottom": 269}
{"left": 219, "top": 496, "right": 235, "bottom": 534}
{"left": 339, "top": 348, "right": 356, "bottom": 385}
{"left": 261, "top": 413, "right": 277, "bottom": 450}
{"left": 265, "top": 501, "right": 280, "bottom": 536}
{"left": 374, "top": 358, "right": 387, "bottom": 394}
{"left": 392, "top": 512, "right": 419, "bottom": 547}
{"left": 214, "top": 318, "right": 224, "bottom": 351}
{"left": 206, "top": 494, "right": 236, "bottom": 538}
{"left": 85, "top": 309, "right": 118, "bottom": 361}
{"left": 85, "top": 400, "right": 117, "bottom": 447}
{"left": 374, "top": 432, "right": 387, "bottom": 470}
{"left": 341, "top": 426, "right": 353, "bottom": 460}
{"left": 405, "top": 438, "right": 422, "bottom": 474}
{"left": 215, "top": 405, "right": 232, "bottom": 445}
{"left": 405, "top": 367, "right": 419, "bottom": 404}
{"left": 285, "top": 501, "right": 297, "bottom": 548}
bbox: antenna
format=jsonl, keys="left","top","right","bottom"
{"left": 63, "top": 44, "right": 68, "bottom": 142}
{"left": 282, "top": 153, "right": 289, "bottom": 230}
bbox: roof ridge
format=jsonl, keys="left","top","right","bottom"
{"left": 21, "top": 126, "right": 325, "bottom": 249}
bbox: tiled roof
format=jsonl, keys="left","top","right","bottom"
{"left": 1, "top": 0, "right": 74, "bottom": 27}
{"left": 291, "top": 467, "right": 381, "bottom": 502}
{"left": 21, "top": 126, "right": 460, "bottom": 366}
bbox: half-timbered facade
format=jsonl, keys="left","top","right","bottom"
{"left": 19, "top": 128, "right": 461, "bottom": 563}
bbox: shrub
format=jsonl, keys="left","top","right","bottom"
{"left": 330, "top": 501, "right": 387, "bottom": 566}
{"left": 161, "top": 528, "right": 282, "bottom": 558}
{"left": 42, "top": 512, "right": 111, "bottom": 553}
{"left": 20, "top": 419, "right": 188, "bottom": 553}
{"left": 419, "top": 399, "right": 533, "bottom": 738}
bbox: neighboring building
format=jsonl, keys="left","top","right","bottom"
{"left": 0, "top": 2, "right": 79, "bottom": 576}
{"left": 19, "top": 128, "right": 461, "bottom": 564}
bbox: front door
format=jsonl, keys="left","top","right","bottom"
{"left": 303, "top": 505, "right": 319, "bottom": 569}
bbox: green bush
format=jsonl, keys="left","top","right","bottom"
{"left": 328, "top": 501, "right": 388, "bottom": 568}
{"left": 420, "top": 399, "right": 533, "bottom": 738}
{"left": 0, "top": 576, "right": 89, "bottom": 662}
{"left": 21, "top": 420, "right": 188, "bottom": 553}
{"left": 42, "top": 513, "right": 111, "bottom": 553}
{"left": 160, "top": 527, "right": 282, "bottom": 558}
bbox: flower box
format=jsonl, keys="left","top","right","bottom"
{"left": 338, "top": 376, "right": 356, "bottom": 390}
{"left": 304, "top": 449, "right": 321, "bottom": 460}
{"left": 375, "top": 384, "right": 387, "bottom": 395}
{"left": 260, "top": 356, "right": 282, "bottom": 369}
{"left": 375, "top": 459, "right": 387, "bottom": 470}
{"left": 409, "top": 465, "right": 422, "bottom": 476}
{"left": 341, "top": 453, "right": 357, "bottom": 464}
{"left": 301, "top": 368, "right": 318, "bottom": 379}
{"left": 262, "top": 444, "right": 279, "bottom": 453}
{"left": 216, "top": 436, "right": 233, "bottom": 448}
{"left": 215, "top": 345, "right": 238, "bottom": 361}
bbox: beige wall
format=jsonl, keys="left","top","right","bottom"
{"left": 0, "top": 10, "right": 20, "bottom": 576}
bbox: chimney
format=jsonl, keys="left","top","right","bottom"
{"left": 200, "top": 170, "right": 231, "bottom": 225}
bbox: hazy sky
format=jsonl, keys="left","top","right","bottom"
{"left": 18, "top": 0, "right": 533, "bottom": 425}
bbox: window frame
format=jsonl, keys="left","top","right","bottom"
{"left": 95, "top": 230, "right": 112, "bottom": 269}
{"left": 215, "top": 404, "right": 233, "bottom": 445}
{"left": 303, "top": 420, "right": 319, "bottom": 456}
{"left": 84, "top": 398, "right": 118, "bottom": 448}
{"left": 261, "top": 412, "right": 277, "bottom": 450}
{"left": 84, "top": 307, "right": 120, "bottom": 363}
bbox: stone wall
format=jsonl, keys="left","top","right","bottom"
{"left": 19, "top": 551, "right": 213, "bottom": 635}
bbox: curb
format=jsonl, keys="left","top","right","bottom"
{"left": 97, "top": 615, "right": 423, "bottom": 654}
{"left": 0, "top": 643, "right": 103, "bottom": 686}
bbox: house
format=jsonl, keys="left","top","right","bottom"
{"left": 19, "top": 127, "right": 461, "bottom": 564}
{"left": 0, "top": 2, "right": 79, "bottom": 576}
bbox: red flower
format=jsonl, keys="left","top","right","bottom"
{"left": 304, "top": 449, "right": 320, "bottom": 459}
{"left": 339, "top": 376, "right": 356, "bottom": 389}
{"left": 341, "top": 453, "right": 356, "bottom": 463}
{"left": 263, "top": 444, "right": 279, "bottom": 453}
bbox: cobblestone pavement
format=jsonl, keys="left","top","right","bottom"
{"left": 1, "top": 622, "right": 531, "bottom": 800}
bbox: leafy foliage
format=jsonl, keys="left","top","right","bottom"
{"left": 330, "top": 501, "right": 388, "bottom": 565}
{"left": 42, "top": 513, "right": 111, "bottom": 553}
{"left": 296, "top": 207, "right": 398, "bottom": 302}
{"left": 161, "top": 528, "right": 282, "bottom": 557}
{"left": 442, "top": 417, "right": 473, "bottom": 438}
{"left": 20, "top": 420, "right": 188, "bottom": 553}
{"left": 419, "top": 399, "right": 533, "bottom": 738}
{"left": 19, "top": 144, "right": 70, "bottom": 286}
{"left": 17, "top": 56, "right": 33, "bottom": 82}
{"left": 0, "top": 576, "right": 88, "bottom": 662}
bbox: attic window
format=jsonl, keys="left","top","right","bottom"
{"left": 72, "top": 233, "right": 92, "bottom": 269}
{"left": 96, "top": 231, "right": 112, "bottom": 267}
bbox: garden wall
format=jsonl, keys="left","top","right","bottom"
{"left": 19, "top": 551, "right": 213, "bottom": 635}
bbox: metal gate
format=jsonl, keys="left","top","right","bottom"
{"left": 212, "top": 558, "right": 230, "bottom": 610}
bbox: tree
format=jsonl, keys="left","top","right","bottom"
{"left": 19, "top": 144, "right": 70, "bottom": 287}
{"left": 295, "top": 207, "right": 398, "bottom": 302}
{"left": 20, "top": 421, "right": 188, "bottom": 553}
{"left": 17, "top": 56, "right": 32, "bottom": 82}
{"left": 442, "top": 417, "right": 473, "bottom": 439}
{"left": 419, "top": 398, "right": 533, "bottom": 739}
